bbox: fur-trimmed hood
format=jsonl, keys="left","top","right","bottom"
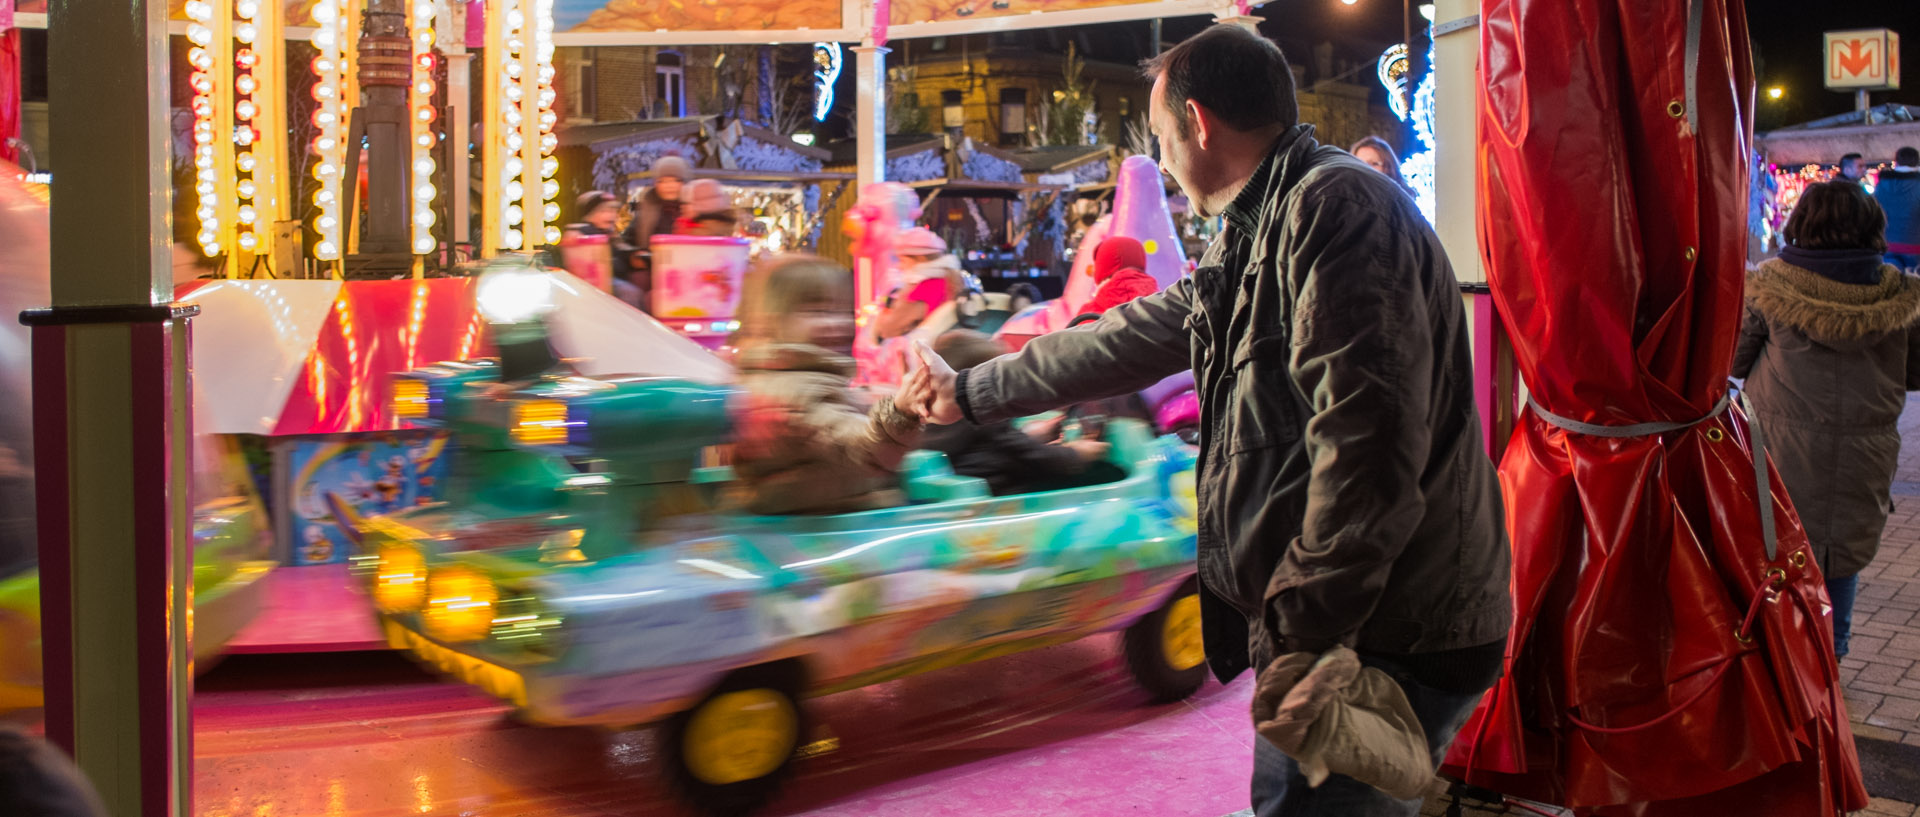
{"left": 1746, "top": 258, "right": 1920, "bottom": 347}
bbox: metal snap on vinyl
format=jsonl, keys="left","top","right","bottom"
{"left": 1790, "top": 551, "right": 1807, "bottom": 569}
{"left": 1668, "top": 100, "right": 1686, "bottom": 118}
{"left": 1766, "top": 567, "right": 1787, "bottom": 589}
{"left": 1705, "top": 427, "right": 1724, "bottom": 442}
{"left": 1683, "top": 247, "right": 1697, "bottom": 262}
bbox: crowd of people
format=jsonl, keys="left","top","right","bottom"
{"left": 563, "top": 155, "right": 749, "bottom": 312}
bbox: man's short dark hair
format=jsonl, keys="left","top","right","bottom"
{"left": 1142, "top": 24, "right": 1297, "bottom": 138}
{"left": 1784, "top": 180, "right": 1887, "bottom": 253}
{"left": 1840, "top": 153, "right": 1863, "bottom": 166}
{"left": 1897, "top": 146, "right": 1920, "bottom": 167}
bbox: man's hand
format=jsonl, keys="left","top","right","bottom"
{"left": 907, "top": 340, "right": 964, "bottom": 424}
{"left": 1023, "top": 414, "right": 1064, "bottom": 442}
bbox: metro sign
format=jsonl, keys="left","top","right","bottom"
{"left": 1825, "top": 29, "right": 1901, "bottom": 91}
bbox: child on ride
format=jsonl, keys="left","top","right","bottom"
{"left": 873, "top": 228, "right": 965, "bottom": 340}
{"left": 730, "top": 254, "right": 928, "bottom": 515}
{"left": 920, "top": 330, "right": 1112, "bottom": 495}
{"left": 1081, "top": 236, "right": 1160, "bottom": 316}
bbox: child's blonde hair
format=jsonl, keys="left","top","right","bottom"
{"left": 736, "top": 254, "right": 854, "bottom": 346}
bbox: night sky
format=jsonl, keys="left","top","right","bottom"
{"left": 1746, "top": 0, "right": 1919, "bottom": 130}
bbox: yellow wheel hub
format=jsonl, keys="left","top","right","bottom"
{"left": 1162, "top": 594, "right": 1205, "bottom": 671}
{"left": 684, "top": 689, "right": 799, "bottom": 786}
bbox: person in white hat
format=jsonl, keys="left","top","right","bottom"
{"left": 874, "top": 226, "right": 965, "bottom": 340}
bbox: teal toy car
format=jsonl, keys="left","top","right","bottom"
{"left": 340, "top": 265, "right": 1204, "bottom": 816}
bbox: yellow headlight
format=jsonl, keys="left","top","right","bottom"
{"left": 374, "top": 546, "right": 428, "bottom": 613}
{"left": 392, "top": 379, "right": 430, "bottom": 419}
{"left": 424, "top": 567, "right": 498, "bottom": 643}
{"left": 511, "top": 399, "right": 570, "bottom": 446}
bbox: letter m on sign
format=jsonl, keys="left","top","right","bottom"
{"left": 1825, "top": 29, "right": 1900, "bottom": 91}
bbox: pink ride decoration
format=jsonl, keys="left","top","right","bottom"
{"left": 649, "top": 234, "right": 752, "bottom": 349}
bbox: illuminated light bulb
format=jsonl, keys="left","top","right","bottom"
{"left": 206, "top": 242, "right": 222, "bottom": 256}
{"left": 507, "top": 38, "right": 524, "bottom": 53}
{"left": 542, "top": 179, "right": 559, "bottom": 199}
{"left": 313, "top": 85, "right": 337, "bottom": 102}
{"left": 416, "top": 133, "right": 435, "bottom": 148}
{"left": 196, "top": 182, "right": 216, "bottom": 196}
{"left": 543, "top": 202, "right": 560, "bottom": 222}
{"left": 544, "top": 226, "right": 561, "bottom": 245}
{"left": 504, "top": 229, "right": 523, "bottom": 249}
{"left": 237, "top": 0, "right": 259, "bottom": 17}
{"left": 538, "top": 43, "right": 555, "bottom": 63}
{"left": 504, "top": 86, "right": 524, "bottom": 103}
{"left": 541, "top": 157, "right": 558, "bottom": 178}
{"left": 238, "top": 232, "right": 258, "bottom": 251}
{"left": 237, "top": 180, "right": 257, "bottom": 198}
{"left": 416, "top": 53, "right": 437, "bottom": 72}
{"left": 313, "top": 28, "right": 336, "bottom": 48}
{"left": 315, "top": 163, "right": 340, "bottom": 179}
{"left": 236, "top": 100, "right": 257, "bottom": 120}
{"left": 415, "top": 80, "right": 435, "bottom": 96}
{"left": 192, "top": 99, "right": 214, "bottom": 118}
{"left": 504, "top": 110, "right": 524, "bottom": 128}
{"left": 191, "top": 74, "right": 213, "bottom": 94}
{"left": 506, "top": 134, "right": 525, "bottom": 152}
{"left": 414, "top": 210, "right": 437, "bottom": 228}
{"left": 314, "top": 111, "right": 338, "bottom": 127}
{"left": 415, "top": 31, "right": 434, "bottom": 49}
{"left": 312, "top": 2, "right": 336, "bottom": 22}
{"left": 538, "top": 89, "right": 556, "bottom": 108}
{"left": 504, "top": 158, "right": 524, "bottom": 177}
{"left": 238, "top": 154, "right": 257, "bottom": 173}
{"left": 236, "top": 75, "right": 257, "bottom": 94}
{"left": 539, "top": 111, "right": 557, "bottom": 131}
{"left": 414, "top": 1, "right": 434, "bottom": 18}
{"left": 505, "top": 181, "right": 524, "bottom": 201}
{"left": 197, "top": 230, "right": 218, "bottom": 246}
{"left": 234, "top": 126, "right": 256, "bottom": 146}
{"left": 188, "top": 25, "right": 212, "bottom": 46}
{"left": 415, "top": 106, "right": 436, "bottom": 123}
{"left": 313, "top": 57, "right": 335, "bottom": 74}
{"left": 414, "top": 157, "right": 436, "bottom": 176}
{"left": 236, "top": 24, "right": 258, "bottom": 44}
{"left": 505, "top": 204, "right": 525, "bottom": 225}
{"left": 197, "top": 206, "right": 217, "bottom": 221}
{"left": 317, "top": 214, "right": 339, "bottom": 230}
{"left": 541, "top": 133, "right": 558, "bottom": 153}
{"left": 235, "top": 48, "right": 257, "bottom": 69}
{"left": 189, "top": 48, "right": 213, "bottom": 70}
{"left": 197, "top": 169, "right": 218, "bottom": 186}
{"left": 415, "top": 184, "right": 436, "bottom": 201}
{"left": 539, "top": 65, "right": 556, "bottom": 84}
{"left": 414, "top": 236, "right": 436, "bottom": 254}
{"left": 238, "top": 206, "right": 258, "bottom": 224}
{"left": 195, "top": 154, "right": 215, "bottom": 171}
{"left": 185, "top": 0, "right": 211, "bottom": 17}
{"left": 316, "top": 136, "right": 338, "bottom": 152}
{"left": 506, "top": 9, "right": 525, "bottom": 28}
{"left": 316, "top": 240, "right": 339, "bottom": 258}
{"left": 505, "top": 61, "right": 523, "bottom": 79}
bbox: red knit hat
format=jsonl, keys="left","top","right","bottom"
{"left": 1092, "top": 236, "right": 1147, "bottom": 283}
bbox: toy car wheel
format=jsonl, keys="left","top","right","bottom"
{"left": 1123, "top": 578, "right": 1207, "bottom": 703}
{"left": 663, "top": 664, "right": 807, "bottom": 817}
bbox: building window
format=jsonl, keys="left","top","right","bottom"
{"left": 567, "top": 49, "right": 598, "bottom": 122}
{"left": 656, "top": 51, "right": 686, "bottom": 117}
{"left": 998, "top": 88, "right": 1026, "bottom": 147}
{"left": 941, "top": 89, "right": 966, "bottom": 136}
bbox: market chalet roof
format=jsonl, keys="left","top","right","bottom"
{"left": 1771, "top": 104, "right": 1920, "bottom": 132}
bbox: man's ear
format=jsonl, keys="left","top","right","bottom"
{"left": 1186, "top": 98, "right": 1213, "bottom": 149}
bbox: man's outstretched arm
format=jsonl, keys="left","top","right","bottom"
{"left": 911, "top": 279, "right": 1195, "bottom": 425}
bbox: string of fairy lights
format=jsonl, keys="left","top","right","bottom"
{"left": 310, "top": 0, "right": 351, "bottom": 261}
{"left": 409, "top": 0, "right": 440, "bottom": 256}
{"left": 486, "top": 0, "right": 560, "bottom": 253}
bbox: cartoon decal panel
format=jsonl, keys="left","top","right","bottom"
{"left": 279, "top": 432, "right": 452, "bottom": 565}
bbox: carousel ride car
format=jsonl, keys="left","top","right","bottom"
{"left": 336, "top": 261, "right": 1206, "bottom": 816}
{"left": 0, "top": 163, "right": 275, "bottom": 712}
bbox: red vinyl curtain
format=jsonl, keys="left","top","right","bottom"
{"left": 1441, "top": 1, "right": 1868, "bottom": 813}
{"left": 0, "top": 29, "right": 18, "bottom": 165}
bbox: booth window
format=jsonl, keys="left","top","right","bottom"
{"left": 567, "top": 49, "right": 598, "bottom": 123}
{"left": 998, "top": 88, "right": 1027, "bottom": 147}
{"left": 656, "top": 51, "right": 686, "bottom": 117}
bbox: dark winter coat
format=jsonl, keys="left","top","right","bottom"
{"left": 921, "top": 420, "right": 1088, "bottom": 495}
{"left": 1873, "top": 168, "right": 1920, "bottom": 251}
{"left": 1733, "top": 258, "right": 1920, "bottom": 578}
{"left": 954, "top": 125, "right": 1510, "bottom": 685}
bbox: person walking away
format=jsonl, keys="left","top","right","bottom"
{"left": 901, "top": 24, "right": 1508, "bottom": 817}
{"left": 1081, "top": 235, "right": 1161, "bottom": 316}
{"left": 1733, "top": 180, "right": 1920, "bottom": 658}
{"left": 675, "top": 179, "right": 741, "bottom": 237}
{"left": 622, "top": 155, "right": 692, "bottom": 310}
{"left": 1872, "top": 146, "right": 1920, "bottom": 271}
{"left": 729, "top": 254, "right": 927, "bottom": 515}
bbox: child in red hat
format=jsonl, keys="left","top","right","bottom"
{"left": 1081, "top": 236, "right": 1160, "bottom": 316}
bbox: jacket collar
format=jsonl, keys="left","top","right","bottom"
{"left": 735, "top": 343, "right": 856, "bottom": 377}
{"left": 1747, "top": 258, "right": 1920, "bottom": 342}
{"left": 1222, "top": 124, "right": 1317, "bottom": 237}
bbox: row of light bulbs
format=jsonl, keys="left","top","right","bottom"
{"left": 496, "top": 0, "right": 560, "bottom": 251}
{"left": 310, "top": 0, "right": 351, "bottom": 260}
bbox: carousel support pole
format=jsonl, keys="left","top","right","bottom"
{"left": 448, "top": 52, "right": 472, "bottom": 249}
{"left": 852, "top": 43, "right": 887, "bottom": 193}
{"left": 352, "top": 0, "right": 416, "bottom": 274}
{"left": 36, "top": 0, "right": 197, "bottom": 816}
{"left": 1428, "top": 0, "right": 1508, "bottom": 457}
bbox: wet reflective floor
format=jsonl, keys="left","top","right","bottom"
{"left": 191, "top": 633, "right": 1255, "bottom": 817}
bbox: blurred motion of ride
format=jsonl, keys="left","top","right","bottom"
{"left": 0, "top": 162, "right": 275, "bottom": 713}
{"left": 336, "top": 258, "right": 1207, "bottom": 816}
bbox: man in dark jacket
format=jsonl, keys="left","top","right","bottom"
{"left": 1873, "top": 146, "right": 1920, "bottom": 270}
{"left": 620, "top": 155, "right": 691, "bottom": 311}
{"left": 902, "top": 24, "right": 1509, "bottom": 816}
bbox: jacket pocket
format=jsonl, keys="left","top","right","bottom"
{"left": 1225, "top": 334, "right": 1300, "bottom": 455}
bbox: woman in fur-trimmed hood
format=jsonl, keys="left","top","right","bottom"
{"left": 1734, "top": 181, "right": 1920, "bottom": 657}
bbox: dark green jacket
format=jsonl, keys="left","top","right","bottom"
{"left": 956, "top": 126, "right": 1510, "bottom": 682}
